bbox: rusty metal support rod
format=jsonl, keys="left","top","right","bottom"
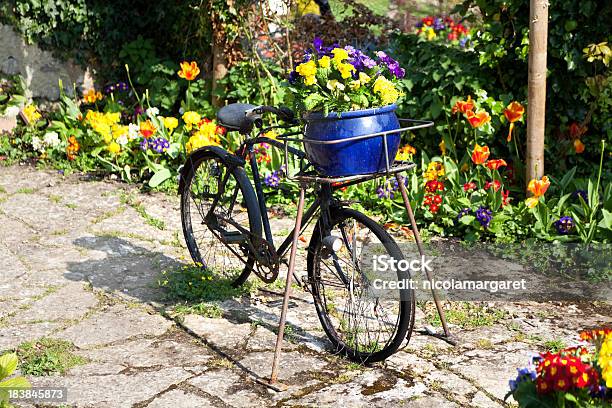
{"left": 269, "top": 185, "right": 306, "bottom": 385}
{"left": 395, "top": 173, "right": 451, "bottom": 338}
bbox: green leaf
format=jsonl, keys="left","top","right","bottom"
{"left": 148, "top": 168, "right": 172, "bottom": 188}
{"left": 460, "top": 215, "right": 475, "bottom": 225}
{"left": 0, "top": 376, "right": 31, "bottom": 389}
{"left": 0, "top": 354, "right": 18, "bottom": 380}
{"left": 304, "top": 93, "right": 325, "bottom": 111}
{"left": 598, "top": 209, "right": 612, "bottom": 230}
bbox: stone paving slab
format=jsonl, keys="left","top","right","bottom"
{"left": 1, "top": 165, "right": 610, "bottom": 408}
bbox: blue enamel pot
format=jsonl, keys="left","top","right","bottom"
{"left": 303, "top": 104, "right": 401, "bottom": 177}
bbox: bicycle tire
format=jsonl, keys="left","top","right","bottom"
{"left": 180, "top": 150, "right": 262, "bottom": 287}
{"left": 307, "top": 207, "right": 415, "bottom": 363}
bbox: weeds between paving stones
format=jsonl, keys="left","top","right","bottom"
{"left": 17, "top": 338, "right": 87, "bottom": 376}
{"left": 424, "top": 301, "right": 507, "bottom": 329}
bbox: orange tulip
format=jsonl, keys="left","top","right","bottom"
{"left": 451, "top": 96, "right": 475, "bottom": 114}
{"left": 574, "top": 139, "right": 585, "bottom": 154}
{"left": 178, "top": 61, "right": 200, "bottom": 81}
{"left": 504, "top": 101, "right": 524, "bottom": 142}
{"left": 471, "top": 144, "right": 490, "bottom": 165}
{"left": 485, "top": 159, "right": 507, "bottom": 170}
{"left": 527, "top": 175, "right": 550, "bottom": 197}
{"left": 139, "top": 120, "right": 157, "bottom": 138}
{"left": 465, "top": 110, "right": 491, "bottom": 128}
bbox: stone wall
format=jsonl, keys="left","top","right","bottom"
{"left": 0, "top": 24, "right": 94, "bottom": 101}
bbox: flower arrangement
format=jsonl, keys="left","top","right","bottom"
{"left": 507, "top": 328, "right": 611, "bottom": 407}
{"left": 286, "top": 38, "right": 405, "bottom": 116}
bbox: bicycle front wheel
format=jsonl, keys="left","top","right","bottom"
{"left": 307, "top": 207, "right": 415, "bottom": 363}
{"left": 180, "top": 150, "right": 262, "bottom": 287}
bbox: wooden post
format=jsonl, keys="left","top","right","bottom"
{"left": 526, "top": 0, "right": 548, "bottom": 184}
{"left": 211, "top": 41, "right": 227, "bottom": 108}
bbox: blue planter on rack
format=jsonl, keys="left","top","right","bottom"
{"left": 303, "top": 104, "right": 401, "bottom": 177}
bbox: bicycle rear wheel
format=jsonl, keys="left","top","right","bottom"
{"left": 307, "top": 207, "right": 415, "bottom": 363}
{"left": 180, "top": 150, "right": 262, "bottom": 287}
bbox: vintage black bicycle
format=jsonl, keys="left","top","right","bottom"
{"left": 178, "top": 103, "right": 446, "bottom": 369}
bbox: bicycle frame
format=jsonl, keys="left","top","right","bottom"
{"left": 234, "top": 129, "right": 333, "bottom": 259}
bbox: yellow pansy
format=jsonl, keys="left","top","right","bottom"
{"left": 349, "top": 81, "right": 361, "bottom": 90}
{"left": 112, "top": 124, "right": 128, "bottom": 140}
{"left": 319, "top": 56, "right": 331, "bottom": 69}
{"left": 296, "top": 60, "right": 317, "bottom": 78}
{"left": 337, "top": 63, "right": 355, "bottom": 79}
{"left": 22, "top": 104, "right": 42, "bottom": 124}
{"left": 182, "top": 111, "right": 201, "bottom": 131}
{"left": 373, "top": 76, "right": 400, "bottom": 105}
{"left": 326, "top": 80, "right": 345, "bottom": 91}
{"left": 358, "top": 72, "right": 371, "bottom": 84}
{"left": 107, "top": 142, "right": 121, "bottom": 154}
{"left": 163, "top": 117, "right": 179, "bottom": 132}
{"left": 332, "top": 48, "right": 349, "bottom": 64}
{"left": 304, "top": 75, "right": 316, "bottom": 86}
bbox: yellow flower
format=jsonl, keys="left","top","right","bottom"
{"left": 599, "top": 333, "right": 612, "bottom": 387}
{"left": 423, "top": 161, "right": 445, "bottom": 181}
{"left": 326, "top": 80, "right": 345, "bottom": 91}
{"left": 426, "top": 27, "right": 437, "bottom": 40}
{"left": 264, "top": 130, "right": 278, "bottom": 140}
{"left": 182, "top": 111, "right": 201, "bottom": 131}
{"left": 185, "top": 130, "right": 220, "bottom": 153}
{"left": 84, "top": 110, "right": 123, "bottom": 141}
{"left": 525, "top": 197, "right": 540, "bottom": 208}
{"left": 304, "top": 75, "right": 316, "bottom": 86}
{"left": 358, "top": 72, "right": 371, "bottom": 84}
{"left": 112, "top": 124, "right": 128, "bottom": 140}
{"left": 107, "top": 142, "right": 121, "bottom": 154}
{"left": 22, "top": 104, "right": 42, "bottom": 124}
{"left": 319, "top": 56, "right": 331, "bottom": 69}
{"left": 395, "top": 144, "right": 416, "bottom": 161}
{"left": 332, "top": 48, "right": 349, "bottom": 64}
{"left": 373, "top": 77, "right": 400, "bottom": 105}
{"left": 337, "top": 63, "right": 355, "bottom": 79}
{"left": 349, "top": 80, "right": 360, "bottom": 90}
{"left": 296, "top": 60, "right": 317, "bottom": 78}
{"left": 163, "top": 117, "right": 179, "bottom": 132}
{"left": 83, "top": 88, "right": 103, "bottom": 104}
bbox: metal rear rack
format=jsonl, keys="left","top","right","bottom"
{"left": 293, "top": 161, "right": 416, "bottom": 184}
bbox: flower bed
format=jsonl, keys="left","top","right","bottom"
{"left": 507, "top": 328, "right": 611, "bottom": 406}
{"left": 0, "top": 47, "right": 610, "bottom": 244}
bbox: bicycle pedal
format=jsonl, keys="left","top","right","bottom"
{"left": 220, "top": 231, "right": 248, "bottom": 244}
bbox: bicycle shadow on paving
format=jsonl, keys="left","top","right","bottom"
{"left": 64, "top": 236, "right": 182, "bottom": 304}
{"left": 63, "top": 235, "right": 333, "bottom": 381}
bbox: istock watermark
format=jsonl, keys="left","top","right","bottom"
{"left": 372, "top": 254, "right": 433, "bottom": 273}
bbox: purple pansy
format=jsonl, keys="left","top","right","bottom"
{"left": 553, "top": 216, "right": 574, "bottom": 235}
{"left": 475, "top": 206, "right": 493, "bottom": 229}
{"left": 375, "top": 51, "right": 405, "bottom": 79}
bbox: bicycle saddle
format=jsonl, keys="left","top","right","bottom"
{"left": 217, "top": 103, "right": 258, "bottom": 133}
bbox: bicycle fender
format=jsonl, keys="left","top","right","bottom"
{"left": 178, "top": 146, "right": 246, "bottom": 194}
